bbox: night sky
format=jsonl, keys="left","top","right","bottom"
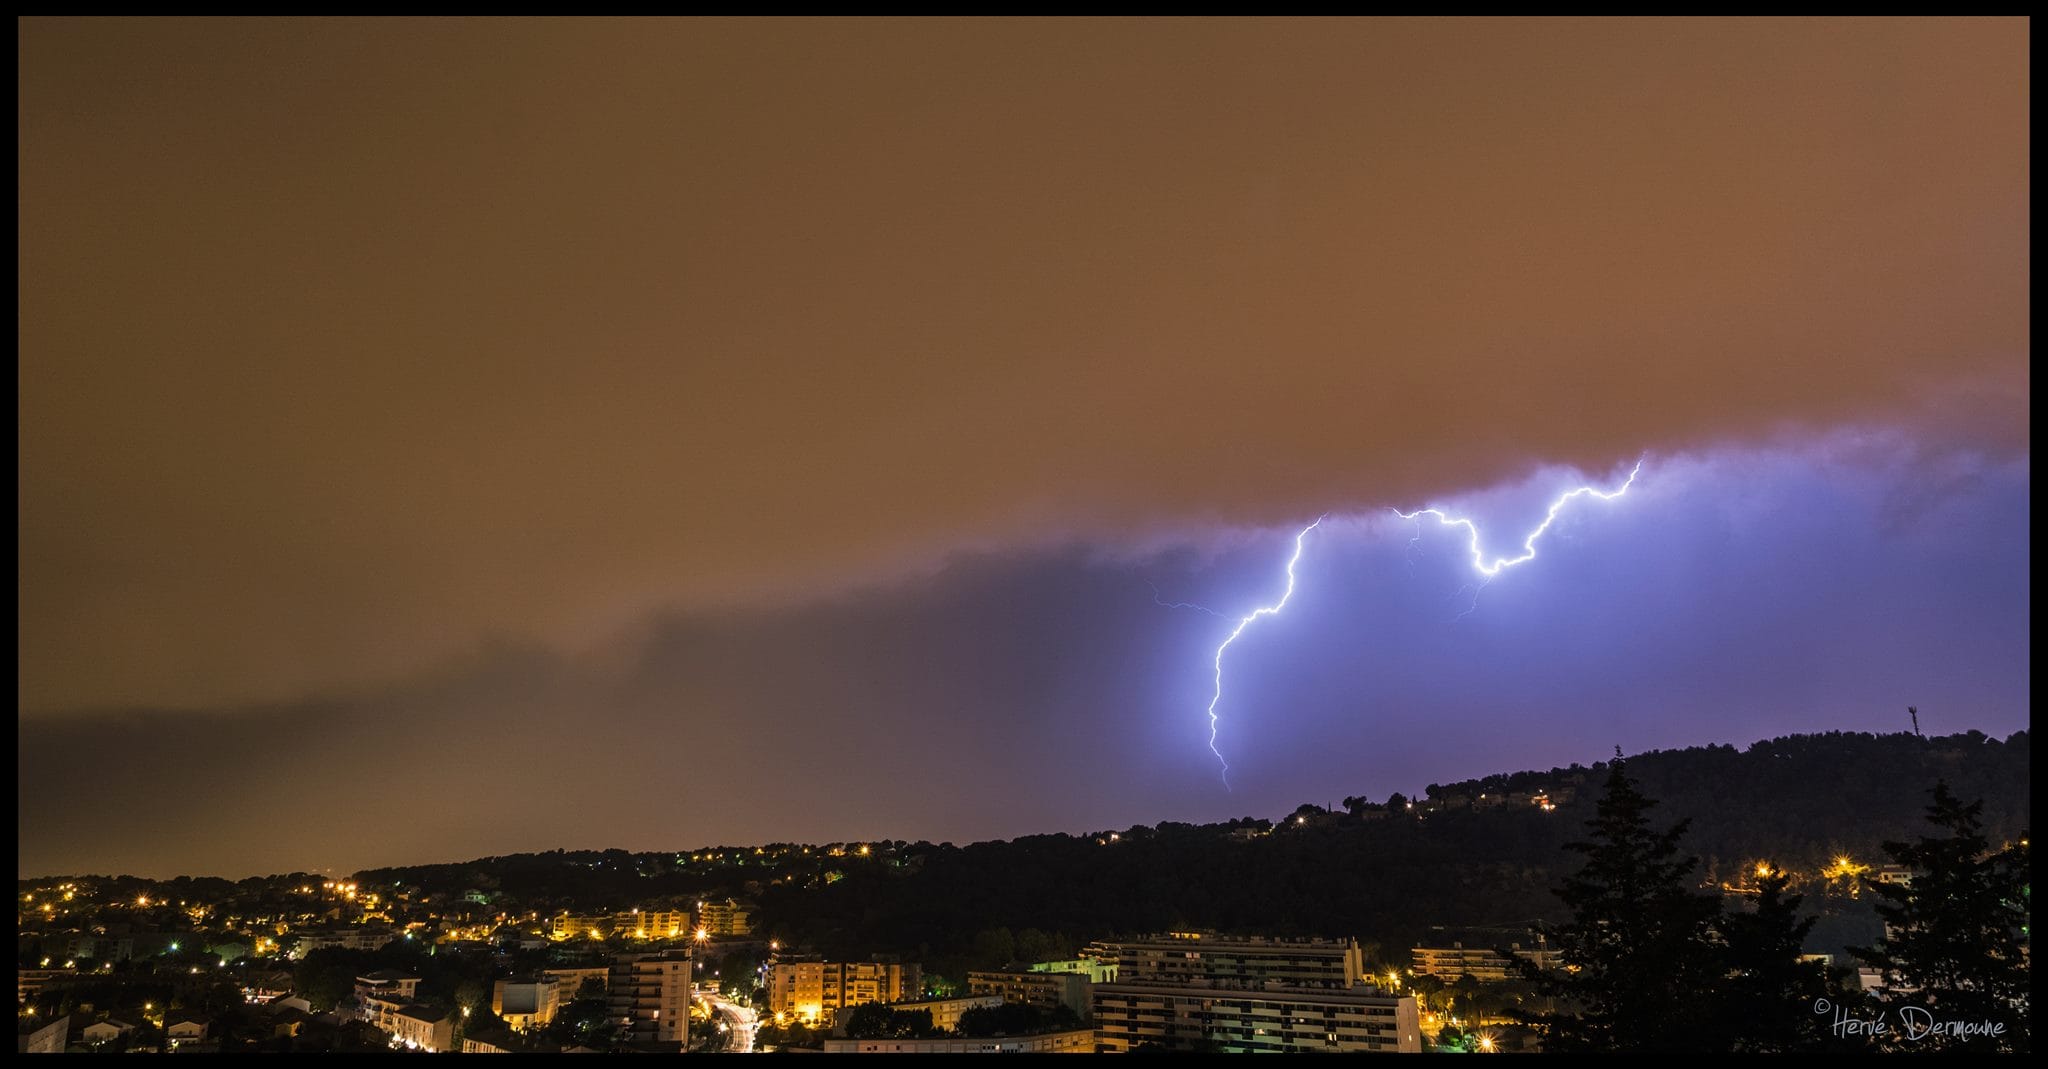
{"left": 18, "top": 19, "right": 2028, "bottom": 878}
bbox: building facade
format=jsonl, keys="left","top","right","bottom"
{"left": 608, "top": 950, "right": 692, "bottom": 1044}
{"left": 80, "top": 1019, "right": 135, "bottom": 1045}
{"left": 696, "top": 898, "right": 754, "bottom": 937}
{"left": 861, "top": 995, "right": 1001, "bottom": 1034}
{"left": 543, "top": 966, "right": 611, "bottom": 1003}
{"left": 1030, "top": 957, "right": 1119, "bottom": 983}
{"left": 388, "top": 1005, "right": 455, "bottom": 1052}
{"left": 768, "top": 957, "right": 922, "bottom": 1024}
{"left": 966, "top": 969, "right": 1092, "bottom": 1018}
{"left": 551, "top": 910, "right": 690, "bottom": 941}
{"left": 289, "top": 927, "right": 396, "bottom": 958}
{"left": 821, "top": 1028, "right": 1096, "bottom": 1054}
{"left": 361, "top": 993, "right": 412, "bottom": 1035}
{"left": 1090, "top": 932, "right": 1420, "bottom": 1054}
{"left": 1409, "top": 941, "right": 1560, "bottom": 982}
{"left": 18, "top": 1014, "right": 68, "bottom": 1054}
{"left": 16, "top": 967, "right": 76, "bottom": 1004}
{"left": 165, "top": 1018, "right": 209, "bottom": 1049}
{"left": 493, "top": 976, "right": 562, "bottom": 1031}
{"left": 1092, "top": 983, "right": 1422, "bottom": 1053}
{"left": 354, "top": 970, "right": 421, "bottom": 1004}
{"left": 1102, "top": 932, "right": 1366, "bottom": 989}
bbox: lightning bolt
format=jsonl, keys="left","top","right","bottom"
{"left": 1148, "top": 580, "right": 1228, "bottom": 618}
{"left": 1193, "top": 457, "right": 1644, "bottom": 790}
{"left": 1451, "top": 579, "right": 1490, "bottom": 622}
{"left": 1206, "top": 516, "right": 1323, "bottom": 790}
{"left": 1393, "top": 457, "right": 1644, "bottom": 578}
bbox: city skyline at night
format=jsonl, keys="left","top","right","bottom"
{"left": 15, "top": 18, "right": 2029, "bottom": 1055}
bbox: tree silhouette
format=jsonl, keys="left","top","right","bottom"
{"left": 841, "top": 1003, "right": 935, "bottom": 1039}
{"left": 1522, "top": 752, "right": 1724, "bottom": 1052}
{"left": 1850, "top": 782, "right": 2029, "bottom": 1053}
{"left": 1713, "top": 867, "right": 1844, "bottom": 1051}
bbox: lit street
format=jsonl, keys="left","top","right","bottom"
{"left": 704, "top": 993, "right": 759, "bottom": 1054}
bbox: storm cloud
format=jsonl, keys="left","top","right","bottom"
{"left": 17, "top": 19, "right": 2028, "bottom": 876}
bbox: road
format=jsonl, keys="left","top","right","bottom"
{"left": 704, "top": 993, "right": 759, "bottom": 1053}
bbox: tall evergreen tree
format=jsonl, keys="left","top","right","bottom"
{"left": 1714, "top": 867, "right": 1846, "bottom": 1052}
{"left": 1522, "top": 752, "right": 1725, "bottom": 1052}
{"left": 1850, "top": 782, "right": 2029, "bottom": 1053}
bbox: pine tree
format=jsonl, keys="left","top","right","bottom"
{"left": 1714, "top": 868, "right": 1845, "bottom": 1051}
{"left": 1850, "top": 782, "right": 2029, "bottom": 1053}
{"left": 1523, "top": 752, "right": 1726, "bottom": 1052}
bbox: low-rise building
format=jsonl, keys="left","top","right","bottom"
{"left": 967, "top": 969, "right": 1092, "bottom": 1018}
{"left": 493, "top": 976, "right": 562, "bottom": 1031}
{"left": 1410, "top": 940, "right": 1560, "bottom": 981}
{"left": 462, "top": 1030, "right": 518, "bottom": 1054}
{"left": 544, "top": 966, "right": 612, "bottom": 1003}
{"left": 18, "top": 1014, "right": 69, "bottom": 1054}
{"left": 59, "top": 934, "right": 135, "bottom": 962}
{"left": 165, "top": 1014, "right": 210, "bottom": 1049}
{"left": 354, "top": 969, "right": 421, "bottom": 1004}
{"left": 696, "top": 898, "right": 754, "bottom": 937}
{"left": 16, "top": 967, "right": 76, "bottom": 1004}
{"left": 362, "top": 992, "right": 412, "bottom": 1035}
{"left": 264, "top": 1006, "right": 313, "bottom": 1040}
{"left": 550, "top": 910, "right": 691, "bottom": 941}
{"left": 289, "top": 927, "right": 395, "bottom": 958}
{"left": 1030, "top": 957, "right": 1118, "bottom": 983}
{"left": 80, "top": 1018, "right": 138, "bottom": 1045}
{"left": 387, "top": 1005, "right": 456, "bottom": 1052}
{"left": 858, "top": 995, "right": 1001, "bottom": 1034}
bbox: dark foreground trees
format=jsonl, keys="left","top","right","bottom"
{"left": 1523, "top": 755, "right": 2029, "bottom": 1053}
{"left": 1850, "top": 783, "right": 2030, "bottom": 1053}
{"left": 1522, "top": 752, "right": 1724, "bottom": 1051}
{"left": 840, "top": 1003, "right": 937, "bottom": 1039}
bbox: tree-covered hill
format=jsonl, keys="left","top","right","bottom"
{"left": 752, "top": 730, "right": 2027, "bottom": 975}
{"left": 25, "top": 730, "right": 2025, "bottom": 984}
